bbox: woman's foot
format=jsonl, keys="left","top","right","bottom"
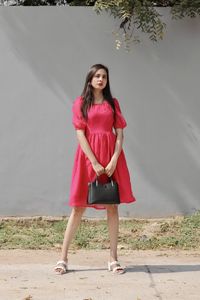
{"left": 108, "top": 260, "right": 126, "bottom": 274}
{"left": 54, "top": 260, "right": 68, "bottom": 275}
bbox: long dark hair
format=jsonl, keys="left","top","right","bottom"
{"left": 80, "top": 64, "right": 116, "bottom": 120}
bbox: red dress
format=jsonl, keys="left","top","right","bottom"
{"left": 69, "top": 96, "right": 136, "bottom": 210}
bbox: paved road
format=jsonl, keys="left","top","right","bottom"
{"left": 0, "top": 249, "right": 200, "bottom": 300}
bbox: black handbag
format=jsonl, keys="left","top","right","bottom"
{"left": 87, "top": 175, "right": 120, "bottom": 205}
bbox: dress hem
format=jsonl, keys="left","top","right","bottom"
{"left": 67, "top": 198, "right": 136, "bottom": 210}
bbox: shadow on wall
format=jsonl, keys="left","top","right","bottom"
{"left": 0, "top": 7, "right": 116, "bottom": 105}
{"left": 116, "top": 11, "right": 200, "bottom": 217}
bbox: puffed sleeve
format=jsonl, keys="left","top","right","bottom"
{"left": 72, "top": 97, "right": 87, "bottom": 130}
{"left": 113, "top": 98, "right": 127, "bottom": 129}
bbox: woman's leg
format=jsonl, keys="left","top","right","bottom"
{"left": 106, "top": 204, "right": 125, "bottom": 274}
{"left": 106, "top": 204, "right": 119, "bottom": 262}
{"left": 57, "top": 207, "right": 86, "bottom": 267}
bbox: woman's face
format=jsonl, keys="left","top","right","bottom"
{"left": 91, "top": 68, "right": 107, "bottom": 91}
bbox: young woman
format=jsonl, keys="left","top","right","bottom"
{"left": 54, "top": 64, "right": 136, "bottom": 275}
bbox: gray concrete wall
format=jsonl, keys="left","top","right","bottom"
{"left": 0, "top": 7, "right": 200, "bottom": 218}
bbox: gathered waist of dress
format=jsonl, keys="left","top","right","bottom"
{"left": 86, "top": 130, "right": 115, "bottom": 136}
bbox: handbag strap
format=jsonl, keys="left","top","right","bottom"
{"left": 95, "top": 175, "right": 114, "bottom": 186}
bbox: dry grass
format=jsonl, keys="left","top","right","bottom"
{"left": 0, "top": 211, "right": 199, "bottom": 250}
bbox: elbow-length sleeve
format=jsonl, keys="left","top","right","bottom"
{"left": 72, "top": 97, "right": 87, "bottom": 130}
{"left": 113, "top": 98, "right": 127, "bottom": 129}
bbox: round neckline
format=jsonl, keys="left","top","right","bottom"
{"left": 93, "top": 100, "right": 106, "bottom": 105}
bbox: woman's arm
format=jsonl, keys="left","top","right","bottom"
{"left": 105, "top": 128, "right": 124, "bottom": 177}
{"left": 76, "top": 130, "right": 105, "bottom": 176}
{"left": 111, "top": 128, "right": 124, "bottom": 161}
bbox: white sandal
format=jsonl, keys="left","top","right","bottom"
{"left": 54, "top": 260, "right": 68, "bottom": 275}
{"left": 108, "top": 260, "right": 126, "bottom": 274}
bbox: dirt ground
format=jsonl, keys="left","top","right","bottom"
{"left": 0, "top": 249, "right": 200, "bottom": 300}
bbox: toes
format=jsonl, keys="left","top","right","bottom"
{"left": 116, "top": 268, "right": 125, "bottom": 274}
{"left": 55, "top": 268, "right": 65, "bottom": 274}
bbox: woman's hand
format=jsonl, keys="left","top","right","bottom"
{"left": 92, "top": 161, "right": 105, "bottom": 177}
{"left": 105, "top": 158, "right": 117, "bottom": 177}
